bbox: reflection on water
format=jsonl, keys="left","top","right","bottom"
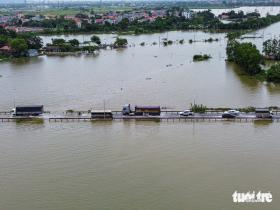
{"left": 266, "top": 82, "right": 280, "bottom": 93}
{"left": 15, "top": 118, "right": 44, "bottom": 124}
{"left": 9, "top": 57, "right": 44, "bottom": 66}
{"left": 225, "top": 62, "right": 262, "bottom": 89}
{"left": 253, "top": 119, "right": 273, "bottom": 127}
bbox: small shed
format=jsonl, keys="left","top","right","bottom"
{"left": 0, "top": 45, "right": 14, "bottom": 55}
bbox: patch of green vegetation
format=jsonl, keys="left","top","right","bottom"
{"left": 193, "top": 54, "right": 212, "bottom": 61}
{"left": 114, "top": 37, "right": 128, "bottom": 48}
{"left": 238, "top": 106, "right": 256, "bottom": 113}
{"left": 191, "top": 103, "right": 207, "bottom": 113}
{"left": 0, "top": 55, "right": 10, "bottom": 62}
{"left": 163, "top": 40, "right": 173, "bottom": 46}
{"left": 140, "top": 42, "right": 145, "bottom": 46}
{"left": 254, "top": 120, "right": 273, "bottom": 126}
{"left": 263, "top": 38, "right": 280, "bottom": 60}
{"left": 204, "top": 37, "right": 219, "bottom": 42}
{"left": 227, "top": 37, "right": 280, "bottom": 83}
{"left": 226, "top": 40, "right": 262, "bottom": 75}
{"left": 267, "top": 63, "right": 280, "bottom": 83}
{"left": 116, "top": 31, "right": 135, "bottom": 35}
{"left": 15, "top": 118, "right": 44, "bottom": 124}
{"left": 254, "top": 71, "right": 267, "bottom": 82}
{"left": 226, "top": 31, "right": 247, "bottom": 40}
{"left": 91, "top": 35, "right": 101, "bottom": 45}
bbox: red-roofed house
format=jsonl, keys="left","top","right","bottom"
{"left": 0, "top": 45, "right": 14, "bottom": 55}
{"left": 95, "top": 19, "right": 104, "bottom": 24}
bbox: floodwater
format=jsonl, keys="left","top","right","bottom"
{"left": 0, "top": 121, "right": 279, "bottom": 210}
{"left": 194, "top": 6, "right": 280, "bottom": 17}
{"left": 1, "top": 8, "right": 280, "bottom": 210}
{"left": 1, "top": 24, "right": 280, "bottom": 111}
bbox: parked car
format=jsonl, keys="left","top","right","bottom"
{"left": 222, "top": 110, "right": 240, "bottom": 118}
{"left": 179, "top": 110, "right": 193, "bottom": 116}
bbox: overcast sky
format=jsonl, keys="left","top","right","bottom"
{"left": 0, "top": 0, "right": 174, "bottom": 2}
{"left": 1, "top": 0, "right": 198, "bottom": 3}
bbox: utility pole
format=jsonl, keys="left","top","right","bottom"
{"left": 103, "top": 99, "right": 106, "bottom": 119}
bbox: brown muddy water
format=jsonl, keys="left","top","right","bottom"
{"left": 0, "top": 121, "right": 279, "bottom": 210}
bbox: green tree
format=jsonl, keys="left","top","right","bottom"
{"left": 52, "top": 38, "right": 66, "bottom": 45}
{"left": 27, "top": 36, "right": 42, "bottom": 49}
{"left": 90, "top": 35, "right": 101, "bottom": 45}
{"left": 267, "top": 64, "right": 280, "bottom": 83}
{"left": 263, "top": 39, "right": 280, "bottom": 60}
{"left": 68, "top": 39, "right": 80, "bottom": 47}
{"left": 9, "top": 38, "right": 28, "bottom": 53}
{"left": 226, "top": 41, "right": 262, "bottom": 75}
{"left": 114, "top": 37, "right": 128, "bottom": 48}
{"left": 226, "top": 40, "right": 239, "bottom": 62}
{"left": 118, "top": 18, "right": 129, "bottom": 30}
{"left": 0, "top": 35, "right": 8, "bottom": 47}
{"left": 19, "top": 33, "right": 43, "bottom": 49}
{"left": 235, "top": 42, "right": 262, "bottom": 74}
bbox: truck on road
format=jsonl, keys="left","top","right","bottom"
{"left": 255, "top": 108, "right": 273, "bottom": 118}
{"left": 122, "top": 104, "right": 161, "bottom": 116}
{"left": 12, "top": 105, "right": 44, "bottom": 116}
{"left": 122, "top": 104, "right": 132, "bottom": 115}
{"left": 135, "top": 106, "right": 161, "bottom": 116}
{"left": 91, "top": 110, "right": 113, "bottom": 119}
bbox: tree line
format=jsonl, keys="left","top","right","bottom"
{"left": 0, "top": 27, "right": 42, "bottom": 57}
{"left": 45, "top": 35, "right": 128, "bottom": 53}
{"left": 226, "top": 36, "right": 280, "bottom": 83}
{"left": 21, "top": 11, "right": 280, "bottom": 35}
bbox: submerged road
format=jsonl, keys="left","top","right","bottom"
{"left": 1, "top": 111, "right": 280, "bottom": 122}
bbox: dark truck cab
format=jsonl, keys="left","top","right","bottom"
{"left": 12, "top": 105, "right": 44, "bottom": 116}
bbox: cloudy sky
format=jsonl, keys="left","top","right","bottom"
{"left": 0, "top": 0, "right": 169, "bottom": 2}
